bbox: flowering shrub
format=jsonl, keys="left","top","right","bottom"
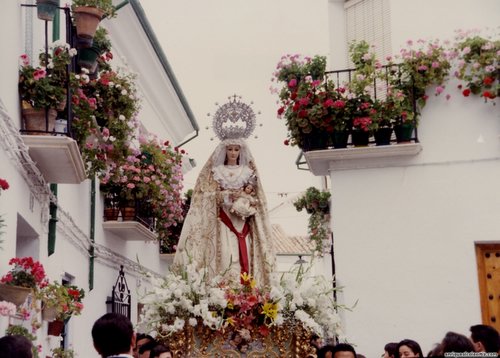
{"left": 71, "top": 68, "right": 140, "bottom": 177}
{"left": 1, "top": 257, "right": 48, "bottom": 290}
{"left": 100, "top": 135, "right": 185, "bottom": 234}
{"left": 160, "top": 189, "right": 192, "bottom": 254}
{"left": 139, "top": 264, "right": 343, "bottom": 340}
{"left": 391, "top": 38, "right": 452, "bottom": 109}
{"left": 453, "top": 29, "right": 499, "bottom": 102}
{"left": 38, "top": 281, "right": 85, "bottom": 321}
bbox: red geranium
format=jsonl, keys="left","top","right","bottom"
{"left": 0, "top": 178, "right": 9, "bottom": 191}
{"left": 1, "top": 257, "right": 48, "bottom": 289}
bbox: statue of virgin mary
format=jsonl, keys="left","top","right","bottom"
{"left": 173, "top": 96, "right": 275, "bottom": 287}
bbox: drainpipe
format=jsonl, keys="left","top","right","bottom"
{"left": 48, "top": 8, "right": 60, "bottom": 256}
{"left": 89, "top": 178, "right": 96, "bottom": 291}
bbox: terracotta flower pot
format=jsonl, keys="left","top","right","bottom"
{"left": 42, "top": 305, "right": 58, "bottom": 322}
{"left": 121, "top": 206, "right": 136, "bottom": 221}
{"left": 22, "top": 107, "right": 57, "bottom": 135}
{"left": 47, "top": 319, "right": 65, "bottom": 336}
{"left": 104, "top": 207, "right": 120, "bottom": 221}
{"left": 0, "top": 283, "right": 31, "bottom": 306}
{"left": 73, "top": 6, "right": 105, "bottom": 47}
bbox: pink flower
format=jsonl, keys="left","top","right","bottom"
{"left": 288, "top": 79, "right": 297, "bottom": 88}
{"left": 33, "top": 69, "right": 46, "bottom": 80}
{"left": 0, "top": 301, "right": 16, "bottom": 317}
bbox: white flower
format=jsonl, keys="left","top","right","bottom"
{"left": 108, "top": 81, "right": 115, "bottom": 87}
{"left": 81, "top": 67, "right": 89, "bottom": 74}
{"left": 119, "top": 114, "right": 126, "bottom": 121}
{"left": 69, "top": 48, "right": 77, "bottom": 57}
{"left": 188, "top": 318, "right": 197, "bottom": 326}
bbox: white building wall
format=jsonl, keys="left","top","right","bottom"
{"left": 326, "top": 0, "right": 500, "bottom": 356}
{"left": 0, "top": 2, "right": 190, "bottom": 357}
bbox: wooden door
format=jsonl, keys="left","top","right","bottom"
{"left": 475, "top": 243, "right": 500, "bottom": 331}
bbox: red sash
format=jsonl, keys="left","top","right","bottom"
{"left": 218, "top": 209, "right": 250, "bottom": 281}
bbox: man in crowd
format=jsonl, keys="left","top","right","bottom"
{"left": 92, "top": 313, "right": 136, "bottom": 358}
{"left": 470, "top": 324, "right": 500, "bottom": 354}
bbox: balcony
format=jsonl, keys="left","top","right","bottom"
{"left": 20, "top": 4, "right": 87, "bottom": 184}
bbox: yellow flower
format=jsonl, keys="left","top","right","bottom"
{"left": 227, "top": 302, "right": 234, "bottom": 310}
{"left": 261, "top": 302, "right": 278, "bottom": 320}
{"left": 226, "top": 317, "right": 235, "bottom": 326}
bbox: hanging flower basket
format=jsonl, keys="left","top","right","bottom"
{"left": 73, "top": 6, "right": 105, "bottom": 47}
{"left": 42, "top": 304, "right": 58, "bottom": 322}
{"left": 0, "top": 283, "right": 31, "bottom": 306}
{"left": 36, "top": 0, "right": 59, "bottom": 21}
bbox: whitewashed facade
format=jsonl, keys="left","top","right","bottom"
{"left": 306, "top": 0, "right": 500, "bottom": 356}
{"left": 0, "top": 1, "right": 198, "bottom": 356}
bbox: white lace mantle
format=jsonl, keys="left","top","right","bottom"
{"left": 212, "top": 164, "right": 254, "bottom": 190}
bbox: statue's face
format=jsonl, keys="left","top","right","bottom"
{"left": 226, "top": 145, "right": 240, "bottom": 163}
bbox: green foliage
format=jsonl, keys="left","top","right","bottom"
{"left": 51, "top": 347, "right": 75, "bottom": 358}
{"left": 93, "top": 27, "right": 112, "bottom": 54}
{"left": 454, "top": 30, "right": 499, "bottom": 100}
{"left": 294, "top": 187, "right": 331, "bottom": 254}
{"left": 38, "top": 281, "right": 85, "bottom": 321}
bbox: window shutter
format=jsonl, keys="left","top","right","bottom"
{"left": 345, "top": 0, "right": 392, "bottom": 66}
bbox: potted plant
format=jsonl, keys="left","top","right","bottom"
{"left": 71, "top": 0, "right": 117, "bottom": 48}
{"left": 37, "top": 281, "right": 85, "bottom": 322}
{"left": 0, "top": 257, "right": 48, "bottom": 306}
{"left": 453, "top": 29, "right": 499, "bottom": 102}
{"left": 78, "top": 26, "right": 112, "bottom": 72}
{"left": 272, "top": 54, "right": 333, "bottom": 150}
{"left": 160, "top": 189, "right": 192, "bottom": 254}
{"left": 294, "top": 187, "right": 331, "bottom": 254}
{"left": 19, "top": 43, "right": 75, "bottom": 134}
{"left": 36, "top": 0, "right": 60, "bottom": 21}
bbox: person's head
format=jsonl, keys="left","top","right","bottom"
{"left": 149, "top": 343, "right": 172, "bottom": 358}
{"left": 310, "top": 333, "right": 323, "bottom": 349}
{"left": 397, "top": 339, "right": 423, "bottom": 357}
{"left": 470, "top": 324, "right": 500, "bottom": 352}
{"left": 317, "top": 344, "right": 336, "bottom": 358}
{"left": 92, "top": 313, "right": 135, "bottom": 358}
{"left": 225, "top": 144, "right": 241, "bottom": 165}
{"left": 134, "top": 334, "right": 155, "bottom": 358}
{"left": 332, "top": 343, "right": 357, "bottom": 358}
{"left": 440, "top": 331, "right": 474, "bottom": 354}
{"left": 244, "top": 183, "right": 254, "bottom": 194}
{"left": 138, "top": 340, "right": 157, "bottom": 358}
{"left": 0, "top": 335, "right": 33, "bottom": 358}
{"left": 383, "top": 342, "right": 398, "bottom": 358}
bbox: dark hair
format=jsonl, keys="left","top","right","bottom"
{"left": 384, "top": 342, "right": 398, "bottom": 357}
{"left": 92, "top": 313, "right": 134, "bottom": 357}
{"left": 149, "top": 344, "right": 171, "bottom": 358}
{"left": 440, "top": 331, "right": 474, "bottom": 354}
{"left": 318, "top": 343, "right": 356, "bottom": 358}
{"left": 317, "top": 344, "right": 336, "bottom": 358}
{"left": 0, "top": 335, "right": 33, "bottom": 358}
{"left": 470, "top": 324, "right": 500, "bottom": 352}
{"left": 333, "top": 343, "right": 357, "bottom": 356}
{"left": 397, "top": 339, "right": 424, "bottom": 358}
{"left": 139, "top": 340, "right": 158, "bottom": 354}
{"left": 137, "top": 333, "right": 155, "bottom": 343}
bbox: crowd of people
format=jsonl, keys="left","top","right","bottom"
{"left": 0, "top": 313, "right": 498, "bottom": 357}
{"left": 308, "top": 324, "right": 500, "bottom": 358}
